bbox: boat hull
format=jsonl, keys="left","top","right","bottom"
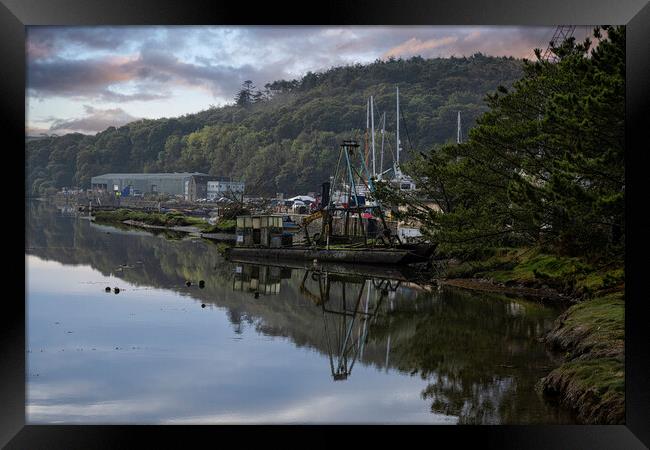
{"left": 225, "top": 246, "right": 432, "bottom": 265}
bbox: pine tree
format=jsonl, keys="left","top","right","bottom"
{"left": 234, "top": 80, "right": 256, "bottom": 106}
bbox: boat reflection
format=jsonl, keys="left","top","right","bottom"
{"left": 232, "top": 261, "right": 428, "bottom": 382}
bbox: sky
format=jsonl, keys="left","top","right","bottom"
{"left": 26, "top": 25, "right": 591, "bottom": 136}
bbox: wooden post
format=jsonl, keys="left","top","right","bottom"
{"left": 358, "top": 207, "right": 367, "bottom": 246}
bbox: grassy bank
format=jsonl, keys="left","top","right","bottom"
{"left": 94, "top": 208, "right": 238, "bottom": 235}
{"left": 202, "top": 219, "right": 236, "bottom": 234}
{"left": 94, "top": 208, "right": 207, "bottom": 228}
{"left": 539, "top": 292, "right": 624, "bottom": 424}
{"left": 444, "top": 247, "right": 624, "bottom": 299}
{"left": 440, "top": 247, "right": 624, "bottom": 424}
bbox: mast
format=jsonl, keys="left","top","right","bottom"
{"left": 371, "top": 96, "right": 376, "bottom": 177}
{"left": 379, "top": 112, "right": 385, "bottom": 180}
{"left": 366, "top": 97, "right": 370, "bottom": 129}
{"left": 365, "top": 98, "right": 370, "bottom": 173}
{"left": 457, "top": 111, "right": 462, "bottom": 144}
{"left": 396, "top": 86, "right": 401, "bottom": 172}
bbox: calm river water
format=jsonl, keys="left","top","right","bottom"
{"left": 26, "top": 201, "right": 576, "bottom": 424}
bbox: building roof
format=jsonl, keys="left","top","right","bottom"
{"left": 91, "top": 172, "right": 207, "bottom": 179}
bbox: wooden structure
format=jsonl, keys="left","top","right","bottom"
{"left": 235, "top": 215, "right": 285, "bottom": 248}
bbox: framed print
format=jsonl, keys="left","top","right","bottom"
{"left": 3, "top": 0, "right": 649, "bottom": 447}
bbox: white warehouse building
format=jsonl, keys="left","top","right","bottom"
{"left": 207, "top": 179, "right": 245, "bottom": 200}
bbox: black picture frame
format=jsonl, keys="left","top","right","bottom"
{"left": 4, "top": 0, "right": 649, "bottom": 447}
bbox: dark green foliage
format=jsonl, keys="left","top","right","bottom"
{"left": 26, "top": 54, "right": 523, "bottom": 197}
{"left": 377, "top": 26, "right": 625, "bottom": 259}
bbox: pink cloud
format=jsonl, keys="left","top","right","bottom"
{"left": 383, "top": 36, "right": 459, "bottom": 58}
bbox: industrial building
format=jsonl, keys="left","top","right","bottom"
{"left": 207, "top": 179, "right": 245, "bottom": 200}
{"left": 90, "top": 172, "right": 246, "bottom": 202}
{"left": 185, "top": 174, "right": 218, "bottom": 201}
{"left": 90, "top": 173, "right": 208, "bottom": 197}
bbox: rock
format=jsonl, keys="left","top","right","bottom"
{"left": 185, "top": 281, "right": 192, "bottom": 287}
{"left": 199, "top": 280, "right": 205, "bottom": 289}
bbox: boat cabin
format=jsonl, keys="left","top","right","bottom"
{"left": 235, "top": 214, "right": 285, "bottom": 248}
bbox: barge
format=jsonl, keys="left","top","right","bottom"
{"left": 225, "top": 244, "right": 433, "bottom": 265}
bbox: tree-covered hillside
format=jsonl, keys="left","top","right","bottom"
{"left": 26, "top": 54, "right": 523, "bottom": 196}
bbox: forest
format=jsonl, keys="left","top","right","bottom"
{"left": 26, "top": 53, "right": 524, "bottom": 197}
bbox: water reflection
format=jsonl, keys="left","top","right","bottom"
{"left": 26, "top": 201, "right": 575, "bottom": 424}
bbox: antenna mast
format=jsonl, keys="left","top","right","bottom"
{"left": 457, "top": 111, "right": 462, "bottom": 144}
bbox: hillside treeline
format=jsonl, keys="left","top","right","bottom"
{"left": 26, "top": 54, "right": 523, "bottom": 196}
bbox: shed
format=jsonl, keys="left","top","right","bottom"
{"left": 235, "top": 215, "right": 285, "bottom": 248}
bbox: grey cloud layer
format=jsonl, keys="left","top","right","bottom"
{"left": 27, "top": 25, "right": 570, "bottom": 134}
{"left": 28, "top": 26, "right": 561, "bottom": 100}
{"left": 48, "top": 106, "right": 141, "bottom": 134}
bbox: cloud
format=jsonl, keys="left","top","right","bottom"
{"left": 48, "top": 106, "right": 141, "bottom": 134}
{"left": 384, "top": 36, "right": 459, "bottom": 58}
{"left": 28, "top": 25, "right": 596, "bottom": 134}
{"left": 27, "top": 45, "right": 286, "bottom": 105}
{"left": 27, "top": 26, "right": 566, "bottom": 105}
{"left": 26, "top": 26, "right": 160, "bottom": 61}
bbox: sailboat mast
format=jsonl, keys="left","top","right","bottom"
{"left": 365, "top": 98, "right": 370, "bottom": 170}
{"left": 457, "top": 111, "right": 461, "bottom": 144}
{"left": 396, "top": 86, "right": 400, "bottom": 169}
{"left": 371, "top": 96, "right": 376, "bottom": 177}
{"left": 379, "top": 112, "right": 385, "bottom": 180}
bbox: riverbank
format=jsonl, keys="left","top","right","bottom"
{"left": 93, "top": 208, "right": 236, "bottom": 235}
{"left": 539, "top": 292, "right": 624, "bottom": 424}
{"left": 438, "top": 247, "right": 625, "bottom": 424}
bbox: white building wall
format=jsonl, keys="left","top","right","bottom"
{"left": 207, "top": 181, "right": 245, "bottom": 200}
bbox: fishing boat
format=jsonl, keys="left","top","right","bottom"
{"left": 225, "top": 89, "right": 435, "bottom": 266}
